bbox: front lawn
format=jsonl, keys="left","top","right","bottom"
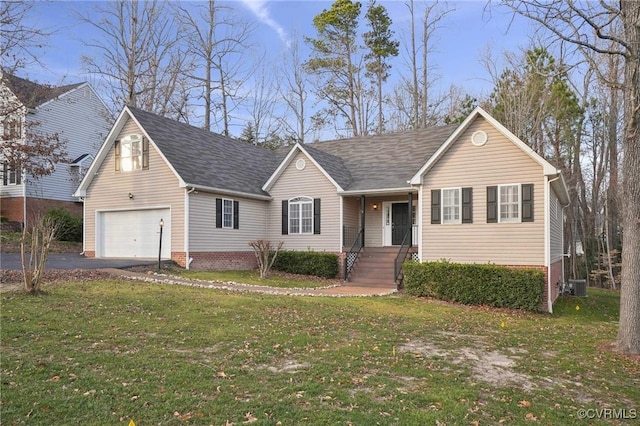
{"left": 1, "top": 283, "right": 637, "bottom": 425}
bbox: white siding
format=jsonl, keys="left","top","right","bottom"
{"left": 189, "top": 191, "right": 267, "bottom": 251}
{"left": 266, "top": 151, "right": 341, "bottom": 252}
{"left": 421, "top": 117, "right": 546, "bottom": 266}
{"left": 84, "top": 118, "right": 184, "bottom": 255}
{"left": 549, "top": 190, "right": 564, "bottom": 263}
{"left": 26, "top": 85, "right": 110, "bottom": 201}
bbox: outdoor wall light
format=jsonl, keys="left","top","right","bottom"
{"left": 372, "top": 203, "right": 379, "bottom": 211}
{"left": 128, "top": 192, "right": 134, "bottom": 199}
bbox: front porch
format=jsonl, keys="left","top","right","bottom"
{"left": 340, "top": 192, "right": 418, "bottom": 287}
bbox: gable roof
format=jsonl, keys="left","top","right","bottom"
{"left": 409, "top": 107, "right": 570, "bottom": 205}
{"left": 1, "top": 73, "right": 84, "bottom": 109}
{"left": 76, "top": 106, "right": 278, "bottom": 199}
{"left": 301, "top": 124, "right": 458, "bottom": 193}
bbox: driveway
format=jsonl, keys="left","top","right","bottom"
{"left": 0, "top": 253, "right": 156, "bottom": 271}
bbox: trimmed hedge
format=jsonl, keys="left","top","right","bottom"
{"left": 272, "top": 250, "right": 339, "bottom": 279}
{"left": 403, "top": 261, "right": 544, "bottom": 311}
{"left": 44, "top": 208, "right": 83, "bottom": 242}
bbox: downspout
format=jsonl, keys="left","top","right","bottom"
{"left": 417, "top": 184, "right": 423, "bottom": 260}
{"left": 185, "top": 187, "right": 196, "bottom": 270}
{"left": 544, "top": 175, "right": 551, "bottom": 313}
{"left": 339, "top": 196, "right": 344, "bottom": 252}
{"left": 546, "top": 175, "right": 562, "bottom": 313}
{"left": 360, "top": 195, "right": 365, "bottom": 247}
{"left": 22, "top": 174, "right": 27, "bottom": 229}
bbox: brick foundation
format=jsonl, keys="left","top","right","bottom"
{"left": 187, "top": 251, "right": 258, "bottom": 271}
{"left": 0, "top": 197, "right": 83, "bottom": 225}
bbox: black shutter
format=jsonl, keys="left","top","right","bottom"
{"left": 2, "top": 163, "right": 7, "bottom": 185}
{"left": 487, "top": 186, "right": 498, "bottom": 223}
{"left": 215, "top": 198, "right": 222, "bottom": 228}
{"left": 233, "top": 200, "right": 239, "bottom": 229}
{"left": 281, "top": 200, "right": 288, "bottom": 235}
{"left": 431, "top": 189, "right": 441, "bottom": 224}
{"left": 142, "top": 137, "right": 149, "bottom": 170}
{"left": 15, "top": 167, "right": 21, "bottom": 185}
{"left": 522, "top": 184, "right": 534, "bottom": 222}
{"left": 114, "top": 140, "right": 121, "bottom": 172}
{"left": 313, "top": 198, "right": 321, "bottom": 234}
{"left": 462, "top": 187, "right": 473, "bottom": 223}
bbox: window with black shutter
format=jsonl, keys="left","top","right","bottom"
{"left": 431, "top": 189, "right": 441, "bottom": 224}
{"left": 487, "top": 186, "right": 498, "bottom": 223}
{"left": 462, "top": 187, "right": 473, "bottom": 223}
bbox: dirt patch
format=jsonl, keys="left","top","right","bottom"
{"left": 257, "top": 359, "right": 311, "bottom": 374}
{"left": 398, "top": 337, "right": 539, "bottom": 391}
{"left": 0, "top": 269, "right": 113, "bottom": 291}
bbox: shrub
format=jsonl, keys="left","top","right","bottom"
{"left": 403, "top": 261, "right": 544, "bottom": 311}
{"left": 44, "top": 208, "right": 83, "bottom": 242}
{"left": 272, "top": 250, "right": 339, "bottom": 279}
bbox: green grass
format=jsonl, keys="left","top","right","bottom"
{"left": 174, "top": 269, "right": 336, "bottom": 289}
{"left": 1, "top": 283, "right": 638, "bottom": 425}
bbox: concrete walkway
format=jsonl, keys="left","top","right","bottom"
{"left": 101, "top": 268, "right": 399, "bottom": 297}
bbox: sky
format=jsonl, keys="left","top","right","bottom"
{"left": 18, "top": 0, "right": 540, "bottom": 135}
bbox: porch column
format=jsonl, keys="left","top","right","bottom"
{"left": 408, "top": 192, "right": 413, "bottom": 247}
{"left": 360, "top": 195, "right": 365, "bottom": 247}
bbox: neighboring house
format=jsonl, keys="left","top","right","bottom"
{"left": 0, "top": 72, "right": 111, "bottom": 225}
{"left": 76, "top": 106, "right": 569, "bottom": 312}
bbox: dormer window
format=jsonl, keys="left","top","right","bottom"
{"left": 114, "top": 135, "right": 149, "bottom": 172}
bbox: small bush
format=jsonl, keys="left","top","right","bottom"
{"left": 272, "top": 250, "right": 339, "bottom": 279}
{"left": 403, "top": 261, "right": 544, "bottom": 311}
{"left": 44, "top": 208, "right": 83, "bottom": 242}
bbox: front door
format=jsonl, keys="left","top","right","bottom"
{"left": 392, "top": 203, "right": 409, "bottom": 245}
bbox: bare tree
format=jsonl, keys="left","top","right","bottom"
{"left": 177, "top": 1, "right": 256, "bottom": 135}
{"left": 0, "top": 1, "right": 52, "bottom": 73}
{"left": 79, "top": 0, "right": 187, "bottom": 117}
{"left": 278, "top": 35, "right": 309, "bottom": 144}
{"left": 400, "top": 0, "right": 452, "bottom": 129}
{"left": 505, "top": 0, "right": 640, "bottom": 354}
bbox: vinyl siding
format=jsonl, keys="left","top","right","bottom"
{"left": 84, "top": 118, "right": 184, "bottom": 254}
{"left": 342, "top": 196, "right": 360, "bottom": 246}
{"left": 189, "top": 191, "right": 267, "bottom": 251}
{"left": 26, "top": 85, "right": 110, "bottom": 201}
{"left": 421, "top": 117, "right": 545, "bottom": 265}
{"left": 266, "top": 151, "right": 341, "bottom": 252}
{"left": 550, "top": 189, "right": 564, "bottom": 263}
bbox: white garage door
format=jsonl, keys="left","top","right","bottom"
{"left": 99, "top": 209, "right": 171, "bottom": 258}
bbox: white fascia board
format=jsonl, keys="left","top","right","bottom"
{"left": 74, "top": 106, "right": 187, "bottom": 197}
{"left": 262, "top": 143, "right": 343, "bottom": 192}
{"left": 409, "top": 107, "right": 563, "bottom": 184}
{"left": 74, "top": 107, "right": 132, "bottom": 197}
{"left": 262, "top": 144, "right": 300, "bottom": 191}
{"left": 183, "top": 183, "right": 272, "bottom": 201}
{"left": 338, "top": 187, "right": 418, "bottom": 195}
{"left": 550, "top": 173, "right": 570, "bottom": 206}
{"left": 35, "top": 82, "right": 89, "bottom": 110}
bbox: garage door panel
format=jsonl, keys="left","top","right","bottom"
{"left": 99, "top": 209, "right": 170, "bottom": 258}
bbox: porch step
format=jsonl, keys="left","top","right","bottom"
{"left": 347, "top": 247, "right": 398, "bottom": 288}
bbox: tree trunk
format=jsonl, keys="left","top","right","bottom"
{"left": 617, "top": 0, "right": 640, "bottom": 354}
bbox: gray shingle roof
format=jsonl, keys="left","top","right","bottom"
{"left": 128, "top": 107, "right": 278, "bottom": 197}
{"left": 305, "top": 125, "right": 458, "bottom": 191}
{"left": 2, "top": 73, "right": 84, "bottom": 108}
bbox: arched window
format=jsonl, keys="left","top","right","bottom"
{"left": 289, "top": 196, "right": 313, "bottom": 234}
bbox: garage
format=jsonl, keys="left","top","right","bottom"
{"left": 98, "top": 209, "right": 171, "bottom": 258}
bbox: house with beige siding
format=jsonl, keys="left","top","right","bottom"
{"left": 76, "top": 106, "right": 569, "bottom": 312}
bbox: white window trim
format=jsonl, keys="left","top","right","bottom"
{"left": 222, "top": 198, "right": 234, "bottom": 229}
{"left": 441, "top": 187, "right": 462, "bottom": 225}
{"left": 289, "top": 196, "right": 313, "bottom": 235}
{"left": 498, "top": 183, "right": 521, "bottom": 223}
